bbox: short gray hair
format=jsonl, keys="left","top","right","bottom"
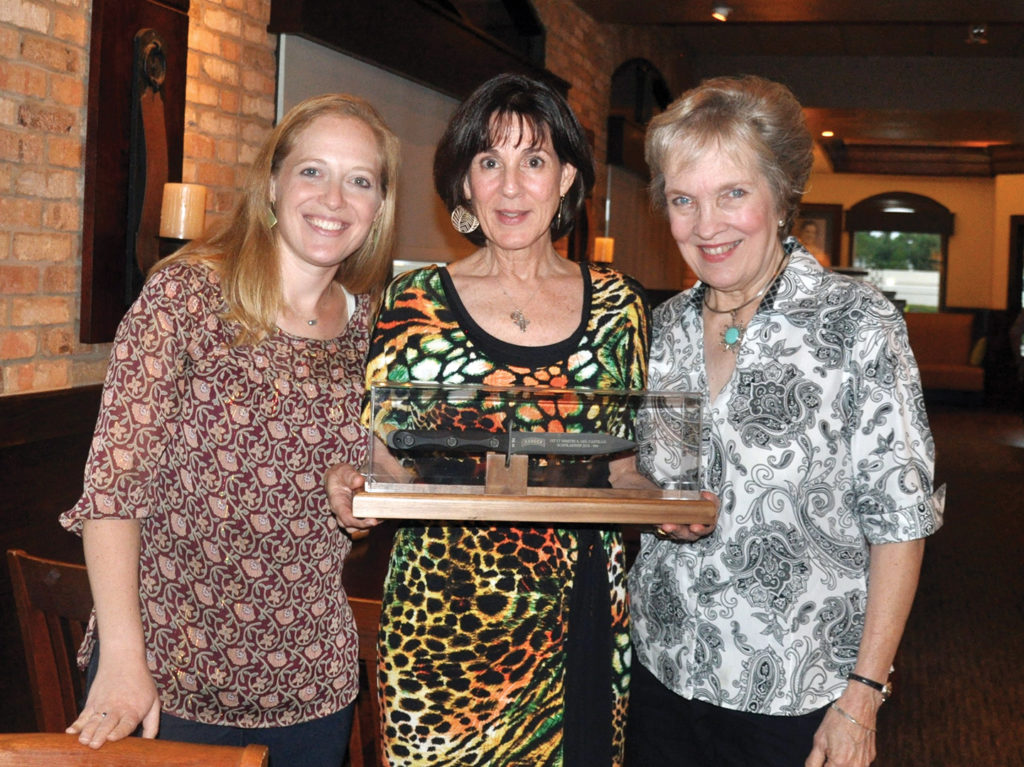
{"left": 645, "top": 75, "right": 813, "bottom": 234}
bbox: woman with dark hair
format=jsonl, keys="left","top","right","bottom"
{"left": 61, "top": 93, "right": 399, "bottom": 766}
{"left": 327, "top": 73, "right": 651, "bottom": 766}
{"left": 626, "top": 74, "right": 944, "bottom": 767}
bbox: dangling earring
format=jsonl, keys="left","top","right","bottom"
{"left": 451, "top": 205, "right": 479, "bottom": 234}
{"left": 554, "top": 195, "right": 565, "bottom": 230}
{"left": 267, "top": 207, "right": 278, "bottom": 229}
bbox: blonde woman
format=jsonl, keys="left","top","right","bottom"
{"left": 61, "top": 93, "right": 399, "bottom": 766}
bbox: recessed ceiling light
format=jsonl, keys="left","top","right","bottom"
{"left": 712, "top": 5, "right": 732, "bottom": 22}
{"left": 821, "top": 130, "right": 835, "bottom": 138}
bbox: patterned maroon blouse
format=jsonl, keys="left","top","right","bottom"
{"left": 61, "top": 261, "right": 370, "bottom": 727}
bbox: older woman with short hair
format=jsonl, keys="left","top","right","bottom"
{"left": 329, "top": 73, "right": 650, "bottom": 766}
{"left": 626, "top": 75, "right": 944, "bottom": 767}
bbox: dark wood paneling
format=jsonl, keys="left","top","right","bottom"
{"left": 269, "top": 0, "right": 567, "bottom": 100}
{"left": 81, "top": 0, "right": 189, "bottom": 343}
{"left": 824, "top": 140, "right": 1001, "bottom": 177}
{"left": 1, "top": 386, "right": 100, "bottom": 733}
{"left": 0, "top": 385, "right": 99, "bottom": 562}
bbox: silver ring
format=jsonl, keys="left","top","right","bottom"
{"left": 100, "top": 712, "right": 108, "bottom": 718}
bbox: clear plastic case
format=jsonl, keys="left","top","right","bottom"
{"left": 353, "top": 383, "right": 711, "bottom": 525}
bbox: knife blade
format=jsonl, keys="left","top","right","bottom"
{"left": 386, "top": 429, "right": 635, "bottom": 456}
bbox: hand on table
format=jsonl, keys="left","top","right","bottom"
{"left": 67, "top": 655, "right": 159, "bottom": 748}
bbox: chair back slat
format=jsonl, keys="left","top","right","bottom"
{"left": 347, "top": 596, "right": 382, "bottom": 767}
{"left": 8, "top": 549, "right": 381, "bottom": 766}
{"left": 6, "top": 549, "right": 92, "bottom": 733}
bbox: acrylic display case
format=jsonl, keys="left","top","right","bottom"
{"left": 352, "top": 383, "right": 713, "bottom": 525}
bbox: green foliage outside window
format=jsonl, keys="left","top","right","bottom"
{"left": 853, "top": 231, "right": 942, "bottom": 271}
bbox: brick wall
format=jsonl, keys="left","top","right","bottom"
{"left": 0, "top": 0, "right": 276, "bottom": 396}
{"left": 529, "top": 0, "right": 690, "bottom": 244}
{"left": 532, "top": 0, "right": 615, "bottom": 232}
{"left": 184, "top": 0, "right": 276, "bottom": 223}
{"left": 1, "top": 0, "right": 687, "bottom": 396}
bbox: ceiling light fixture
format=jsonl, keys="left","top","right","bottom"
{"left": 712, "top": 5, "right": 732, "bottom": 22}
{"left": 966, "top": 23, "right": 988, "bottom": 44}
{"left": 821, "top": 130, "right": 835, "bottom": 138}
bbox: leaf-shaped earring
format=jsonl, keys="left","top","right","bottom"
{"left": 267, "top": 207, "right": 278, "bottom": 228}
{"left": 450, "top": 205, "right": 479, "bottom": 234}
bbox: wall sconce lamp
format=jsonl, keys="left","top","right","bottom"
{"left": 159, "top": 182, "right": 207, "bottom": 257}
{"left": 712, "top": 5, "right": 732, "bottom": 22}
{"left": 593, "top": 169, "right": 615, "bottom": 263}
{"left": 593, "top": 236, "right": 615, "bottom": 263}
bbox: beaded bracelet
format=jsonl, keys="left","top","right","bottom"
{"left": 830, "top": 702, "right": 877, "bottom": 733}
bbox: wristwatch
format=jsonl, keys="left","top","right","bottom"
{"left": 847, "top": 671, "right": 892, "bottom": 701}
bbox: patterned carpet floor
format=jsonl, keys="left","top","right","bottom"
{"left": 875, "top": 404, "right": 1024, "bottom": 767}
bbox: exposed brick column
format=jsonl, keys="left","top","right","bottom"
{"left": 532, "top": 0, "right": 616, "bottom": 253}
{"left": 0, "top": 0, "right": 91, "bottom": 393}
{"left": 0, "top": 0, "right": 276, "bottom": 394}
{"left": 184, "top": 0, "right": 276, "bottom": 228}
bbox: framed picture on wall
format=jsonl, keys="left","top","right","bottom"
{"left": 792, "top": 203, "right": 843, "bottom": 267}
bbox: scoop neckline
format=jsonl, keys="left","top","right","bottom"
{"left": 436, "top": 262, "right": 593, "bottom": 367}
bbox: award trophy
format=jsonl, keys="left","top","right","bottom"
{"left": 353, "top": 383, "right": 713, "bottom": 525}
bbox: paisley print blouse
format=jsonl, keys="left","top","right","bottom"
{"left": 629, "top": 241, "right": 945, "bottom": 716}
{"left": 61, "top": 261, "right": 370, "bottom": 727}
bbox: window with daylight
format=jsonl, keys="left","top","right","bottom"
{"left": 845, "top": 192, "right": 954, "bottom": 312}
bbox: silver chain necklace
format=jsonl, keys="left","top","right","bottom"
{"left": 498, "top": 280, "right": 538, "bottom": 333}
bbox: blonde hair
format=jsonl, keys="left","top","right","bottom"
{"left": 156, "top": 93, "right": 400, "bottom": 345}
{"left": 645, "top": 75, "right": 812, "bottom": 235}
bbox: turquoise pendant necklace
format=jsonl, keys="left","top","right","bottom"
{"left": 703, "top": 254, "right": 789, "bottom": 353}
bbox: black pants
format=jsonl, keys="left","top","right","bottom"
{"left": 625, "top": 662, "right": 828, "bottom": 767}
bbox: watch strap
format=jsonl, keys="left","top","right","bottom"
{"left": 848, "top": 672, "right": 892, "bottom": 700}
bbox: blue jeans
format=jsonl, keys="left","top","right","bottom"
{"left": 158, "top": 707, "right": 352, "bottom": 767}
{"left": 86, "top": 642, "right": 353, "bottom": 767}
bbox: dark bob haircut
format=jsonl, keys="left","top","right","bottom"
{"left": 433, "top": 73, "right": 595, "bottom": 246}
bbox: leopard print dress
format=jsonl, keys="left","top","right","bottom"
{"left": 363, "top": 263, "right": 649, "bottom": 766}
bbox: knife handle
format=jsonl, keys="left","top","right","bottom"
{"left": 388, "top": 429, "right": 503, "bottom": 452}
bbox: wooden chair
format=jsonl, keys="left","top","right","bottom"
{"left": 346, "top": 597, "right": 383, "bottom": 767}
{"left": 7, "top": 549, "right": 383, "bottom": 764}
{"left": 6, "top": 548, "right": 93, "bottom": 733}
{"left": 0, "top": 732, "right": 268, "bottom": 766}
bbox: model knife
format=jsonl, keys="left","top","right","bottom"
{"left": 386, "top": 429, "right": 634, "bottom": 456}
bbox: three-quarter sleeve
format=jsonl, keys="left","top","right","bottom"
{"left": 62, "top": 266, "right": 193, "bottom": 532}
{"left": 849, "top": 301, "right": 944, "bottom": 543}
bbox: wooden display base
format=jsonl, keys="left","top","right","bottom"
{"left": 353, "top": 453, "right": 715, "bottom": 525}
